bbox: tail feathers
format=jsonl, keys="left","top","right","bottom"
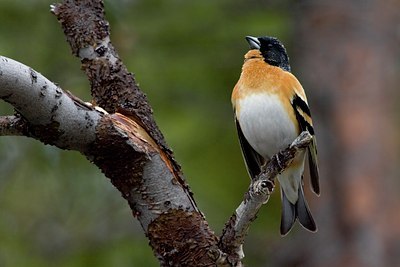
{"left": 280, "top": 187, "right": 317, "bottom": 236}
{"left": 296, "top": 185, "right": 317, "bottom": 232}
{"left": 280, "top": 188, "right": 296, "bottom": 236}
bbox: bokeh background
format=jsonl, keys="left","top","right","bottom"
{"left": 0, "top": 0, "right": 399, "bottom": 266}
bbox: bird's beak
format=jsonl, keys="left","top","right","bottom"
{"left": 245, "top": 36, "right": 260, "bottom": 50}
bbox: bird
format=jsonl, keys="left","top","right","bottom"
{"left": 231, "top": 36, "right": 320, "bottom": 235}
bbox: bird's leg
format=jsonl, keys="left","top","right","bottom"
{"left": 257, "top": 158, "right": 275, "bottom": 192}
{"left": 272, "top": 152, "right": 284, "bottom": 171}
{"left": 260, "top": 158, "right": 269, "bottom": 172}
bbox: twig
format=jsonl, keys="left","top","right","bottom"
{"left": 219, "top": 131, "right": 312, "bottom": 265}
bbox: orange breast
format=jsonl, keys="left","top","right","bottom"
{"left": 232, "top": 57, "right": 303, "bottom": 130}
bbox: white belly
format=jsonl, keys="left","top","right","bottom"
{"left": 237, "top": 92, "right": 297, "bottom": 158}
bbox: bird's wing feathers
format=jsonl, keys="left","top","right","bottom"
{"left": 234, "top": 113, "right": 264, "bottom": 179}
{"left": 307, "top": 137, "right": 320, "bottom": 195}
{"left": 291, "top": 94, "right": 320, "bottom": 195}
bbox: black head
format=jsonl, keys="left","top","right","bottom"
{"left": 245, "top": 36, "right": 291, "bottom": 72}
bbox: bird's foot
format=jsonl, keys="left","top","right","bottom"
{"left": 252, "top": 178, "right": 274, "bottom": 198}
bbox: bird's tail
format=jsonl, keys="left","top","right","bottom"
{"left": 280, "top": 186, "right": 317, "bottom": 236}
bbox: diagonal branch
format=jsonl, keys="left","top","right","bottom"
{"left": 219, "top": 131, "right": 312, "bottom": 265}
{"left": 49, "top": 1, "right": 219, "bottom": 265}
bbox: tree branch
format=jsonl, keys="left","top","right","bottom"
{"left": 219, "top": 131, "right": 312, "bottom": 265}
{"left": 0, "top": 56, "right": 102, "bottom": 151}
{"left": 50, "top": 1, "right": 220, "bottom": 265}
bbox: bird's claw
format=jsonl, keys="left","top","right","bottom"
{"left": 252, "top": 178, "right": 274, "bottom": 196}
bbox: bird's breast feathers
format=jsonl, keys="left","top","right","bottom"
{"left": 236, "top": 92, "right": 298, "bottom": 158}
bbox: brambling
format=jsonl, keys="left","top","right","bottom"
{"left": 231, "top": 36, "right": 320, "bottom": 235}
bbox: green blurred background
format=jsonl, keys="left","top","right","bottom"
{"left": 0, "top": 1, "right": 292, "bottom": 266}
{"left": 1, "top": 0, "right": 399, "bottom": 266}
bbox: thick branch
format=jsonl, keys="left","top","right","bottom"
{"left": 219, "top": 131, "right": 312, "bottom": 265}
{"left": 49, "top": 1, "right": 219, "bottom": 265}
{"left": 0, "top": 56, "right": 102, "bottom": 151}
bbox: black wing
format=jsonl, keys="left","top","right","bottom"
{"left": 291, "top": 95, "right": 320, "bottom": 195}
{"left": 235, "top": 114, "right": 264, "bottom": 179}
